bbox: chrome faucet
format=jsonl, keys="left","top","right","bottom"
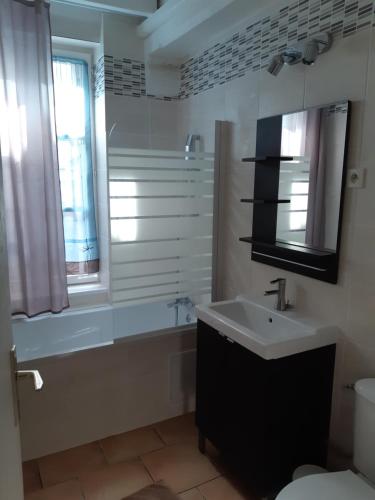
{"left": 167, "top": 297, "right": 194, "bottom": 309}
{"left": 167, "top": 297, "right": 195, "bottom": 326}
{"left": 264, "top": 278, "right": 288, "bottom": 311}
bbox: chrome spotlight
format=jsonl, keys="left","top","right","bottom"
{"left": 302, "top": 32, "right": 332, "bottom": 65}
{"left": 267, "top": 32, "right": 332, "bottom": 76}
{"left": 302, "top": 40, "right": 319, "bottom": 65}
{"left": 267, "top": 54, "right": 285, "bottom": 76}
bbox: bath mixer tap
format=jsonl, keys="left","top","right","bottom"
{"left": 167, "top": 297, "right": 194, "bottom": 309}
{"left": 264, "top": 278, "right": 289, "bottom": 311}
{"left": 167, "top": 297, "right": 195, "bottom": 326}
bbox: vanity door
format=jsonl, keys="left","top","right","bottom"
{"left": 196, "top": 319, "right": 336, "bottom": 497}
{"left": 196, "top": 320, "right": 268, "bottom": 465}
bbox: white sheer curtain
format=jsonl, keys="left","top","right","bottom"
{"left": 53, "top": 57, "right": 99, "bottom": 275}
{"left": 0, "top": 0, "right": 68, "bottom": 316}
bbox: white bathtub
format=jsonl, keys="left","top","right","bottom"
{"left": 12, "top": 299, "right": 196, "bottom": 362}
{"left": 14, "top": 299, "right": 198, "bottom": 460}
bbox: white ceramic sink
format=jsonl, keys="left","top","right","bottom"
{"left": 196, "top": 296, "right": 339, "bottom": 360}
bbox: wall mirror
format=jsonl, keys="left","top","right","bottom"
{"left": 240, "top": 100, "right": 351, "bottom": 284}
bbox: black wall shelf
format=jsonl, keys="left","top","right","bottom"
{"left": 241, "top": 103, "right": 351, "bottom": 284}
{"left": 239, "top": 236, "right": 258, "bottom": 244}
{"left": 239, "top": 237, "right": 334, "bottom": 257}
{"left": 240, "top": 199, "right": 290, "bottom": 204}
{"left": 239, "top": 237, "right": 335, "bottom": 276}
{"left": 242, "top": 156, "right": 294, "bottom": 163}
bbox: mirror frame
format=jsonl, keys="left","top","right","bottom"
{"left": 243, "top": 100, "right": 351, "bottom": 284}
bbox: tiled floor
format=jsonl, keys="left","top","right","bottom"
{"left": 23, "top": 413, "right": 258, "bottom": 499}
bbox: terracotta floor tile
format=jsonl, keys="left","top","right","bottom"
{"left": 155, "top": 413, "right": 198, "bottom": 445}
{"left": 141, "top": 444, "right": 220, "bottom": 493}
{"left": 198, "top": 476, "right": 255, "bottom": 500}
{"left": 178, "top": 488, "right": 204, "bottom": 499}
{"left": 23, "top": 460, "right": 42, "bottom": 494}
{"left": 79, "top": 461, "right": 153, "bottom": 500}
{"left": 38, "top": 442, "right": 106, "bottom": 487}
{"left": 125, "top": 483, "right": 179, "bottom": 499}
{"left": 100, "top": 427, "right": 164, "bottom": 464}
{"left": 25, "top": 479, "right": 83, "bottom": 500}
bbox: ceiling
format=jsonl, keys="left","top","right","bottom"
{"left": 139, "top": 0, "right": 286, "bottom": 63}
{"left": 51, "top": 0, "right": 157, "bottom": 17}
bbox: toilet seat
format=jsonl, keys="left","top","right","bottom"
{"left": 276, "top": 470, "right": 375, "bottom": 500}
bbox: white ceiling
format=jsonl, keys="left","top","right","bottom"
{"left": 51, "top": 0, "right": 157, "bottom": 17}
{"left": 51, "top": 0, "right": 289, "bottom": 64}
{"left": 140, "top": 0, "right": 288, "bottom": 63}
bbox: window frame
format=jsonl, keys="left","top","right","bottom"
{"left": 52, "top": 39, "right": 100, "bottom": 287}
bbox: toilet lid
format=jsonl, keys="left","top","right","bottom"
{"left": 276, "top": 470, "right": 375, "bottom": 500}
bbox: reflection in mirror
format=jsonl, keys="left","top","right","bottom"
{"left": 276, "top": 102, "right": 349, "bottom": 252}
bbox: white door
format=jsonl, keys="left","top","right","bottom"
{"left": 0, "top": 160, "right": 24, "bottom": 499}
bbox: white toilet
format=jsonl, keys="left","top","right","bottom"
{"left": 276, "top": 379, "right": 375, "bottom": 499}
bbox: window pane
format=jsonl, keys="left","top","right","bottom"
{"left": 53, "top": 56, "right": 99, "bottom": 276}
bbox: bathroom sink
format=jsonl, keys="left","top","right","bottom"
{"left": 195, "top": 296, "right": 339, "bottom": 360}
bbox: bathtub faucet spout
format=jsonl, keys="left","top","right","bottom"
{"left": 167, "top": 298, "right": 195, "bottom": 326}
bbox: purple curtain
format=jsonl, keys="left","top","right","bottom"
{"left": 0, "top": 0, "right": 68, "bottom": 316}
{"left": 305, "top": 108, "right": 326, "bottom": 249}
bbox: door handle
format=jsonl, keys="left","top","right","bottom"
{"left": 10, "top": 346, "right": 44, "bottom": 425}
{"left": 10, "top": 346, "right": 43, "bottom": 391}
{"left": 16, "top": 370, "right": 44, "bottom": 391}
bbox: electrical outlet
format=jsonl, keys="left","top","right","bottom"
{"left": 347, "top": 169, "right": 366, "bottom": 189}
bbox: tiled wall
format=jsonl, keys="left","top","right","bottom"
{"left": 94, "top": 55, "right": 177, "bottom": 100}
{"left": 176, "top": 22, "right": 375, "bottom": 456}
{"left": 23, "top": 0, "right": 374, "bottom": 465}
{"left": 96, "top": 0, "right": 375, "bottom": 101}
{"left": 98, "top": 55, "right": 145, "bottom": 98}
{"left": 180, "top": 0, "right": 374, "bottom": 98}
{"left": 91, "top": 0, "right": 375, "bottom": 456}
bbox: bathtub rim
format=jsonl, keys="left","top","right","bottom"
{"left": 12, "top": 303, "right": 113, "bottom": 325}
{"left": 16, "top": 323, "right": 197, "bottom": 366}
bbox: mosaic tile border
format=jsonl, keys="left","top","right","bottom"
{"left": 104, "top": 55, "right": 145, "bottom": 97}
{"left": 180, "top": 0, "right": 375, "bottom": 98}
{"left": 94, "top": 55, "right": 178, "bottom": 100}
{"left": 94, "top": 0, "right": 375, "bottom": 100}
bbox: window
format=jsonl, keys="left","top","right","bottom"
{"left": 52, "top": 56, "right": 99, "bottom": 282}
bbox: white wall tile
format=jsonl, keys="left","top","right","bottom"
{"left": 106, "top": 95, "right": 150, "bottom": 136}
{"left": 353, "top": 31, "right": 375, "bottom": 230}
{"left": 149, "top": 99, "right": 180, "bottom": 136}
{"left": 304, "top": 30, "right": 371, "bottom": 109}
{"left": 258, "top": 63, "right": 306, "bottom": 118}
{"left": 107, "top": 131, "right": 150, "bottom": 149}
{"left": 225, "top": 72, "right": 260, "bottom": 163}
{"left": 149, "top": 134, "right": 184, "bottom": 150}
{"left": 304, "top": 31, "right": 371, "bottom": 172}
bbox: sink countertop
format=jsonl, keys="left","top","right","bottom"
{"left": 195, "top": 296, "right": 340, "bottom": 360}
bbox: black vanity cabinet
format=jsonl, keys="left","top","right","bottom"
{"left": 196, "top": 320, "right": 336, "bottom": 497}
